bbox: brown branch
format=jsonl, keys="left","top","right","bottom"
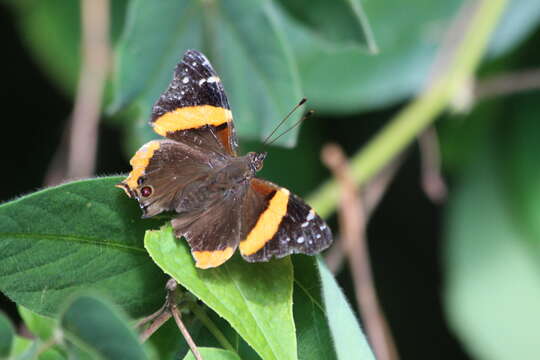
{"left": 139, "top": 310, "right": 172, "bottom": 343}
{"left": 67, "top": 0, "right": 110, "bottom": 179}
{"left": 475, "top": 68, "right": 540, "bottom": 100}
{"left": 324, "top": 156, "right": 402, "bottom": 273}
{"left": 418, "top": 127, "right": 447, "bottom": 203}
{"left": 167, "top": 279, "right": 203, "bottom": 360}
{"left": 137, "top": 279, "right": 202, "bottom": 359}
{"left": 172, "top": 304, "right": 203, "bottom": 360}
{"left": 322, "top": 143, "right": 399, "bottom": 360}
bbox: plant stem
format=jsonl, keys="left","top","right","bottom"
{"left": 139, "top": 311, "right": 172, "bottom": 343}
{"left": 189, "top": 302, "right": 236, "bottom": 353}
{"left": 307, "top": 0, "right": 508, "bottom": 219}
{"left": 171, "top": 305, "right": 203, "bottom": 360}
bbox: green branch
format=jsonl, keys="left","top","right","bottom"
{"left": 307, "top": 0, "right": 508, "bottom": 219}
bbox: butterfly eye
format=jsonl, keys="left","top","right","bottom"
{"left": 140, "top": 186, "right": 152, "bottom": 197}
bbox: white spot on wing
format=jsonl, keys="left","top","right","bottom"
{"left": 207, "top": 76, "right": 220, "bottom": 83}
{"left": 307, "top": 210, "right": 315, "bottom": 221}
{"left": 182, "top": 76, "right": 189, "bottom": 84}
{"left": 297, "top": 236, "right": 305, "bottom": 244}
{"left": 198, "top": 78, "right": 207, "bottom": 86}
{"left": 301, "top": 222, "right": 309, "bottom": 228}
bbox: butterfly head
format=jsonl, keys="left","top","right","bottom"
{"left": 247, "top": 151, "right": 267, "bottom": 173}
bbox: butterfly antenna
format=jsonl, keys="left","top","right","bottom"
{"left": 265, "top": 110, "right": 315, "bottom": 146}
{"left": 263, "top": 98, "right": 307, "bottom": 145}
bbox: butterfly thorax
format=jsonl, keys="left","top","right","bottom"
{"left": 175, "top": 151, "right": 267, "bottom": 213}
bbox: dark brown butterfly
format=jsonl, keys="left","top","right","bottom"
{"left": 117, "top": 50, "right": 332, "bottom": 269}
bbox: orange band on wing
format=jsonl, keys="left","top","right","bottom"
{"left": 240, "top": 189, "right": 290, "bottom": 256}
{"left": 123, "top": 141, "right": 161, "bottom": 189}
{"left": 193, "top": 247, "right": 235, "bottom": 269}
{"left": 152, "top": 105, "right": 232, "bottom": 136}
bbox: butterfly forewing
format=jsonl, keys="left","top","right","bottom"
{"left": 151, "top": 50, "right": 238, "bottom": 156}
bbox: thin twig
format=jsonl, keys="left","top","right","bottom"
{"left": 475, "top": 68, "right": 540, "bottom": 100}
{"left": 172, "top": 304, "right": 203, "bottom": 360}
{"left": 418, "top": 127, "right": 447, "bottom": 203}
{"left": 135, "top": 303, "right": 168, "bottom": 329}
{"left": 325, "top": 156, "right": 403, "bottom": 274}
{"left": 322, "top": 143, "right": 399, "bottom": 360}
{"left": 67, "top": 0, "right": 110, "bottom": 179}
{"left": 139, "top": 310, "right": 172, "bottom": 343}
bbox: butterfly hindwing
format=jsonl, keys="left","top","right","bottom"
{"left": 151, "top": 50, "right": 238, "bottom": 156}
{"left": 171, "top": 189, "right": 245, "bottom": 269}
{"left": 116, "top": 139, "right": 225, "bottom": 218}
{"left": 239, "top": 179, "right": 332, "bottom": 262}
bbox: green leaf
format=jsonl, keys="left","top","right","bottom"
{"left": 212, "top": 0, "right": 303, "bottom": 146}
{"left": 287, "top": 0, "right": 462, "bottom": 114}
{"left": 487, "top": 0, "right": 540, "bottom": 57}
{"left": 0, "top": 312, "right": 15, "bottom": 358}
{"left": 292, "top": 256, "right": 337, "bottom": 360}
{"left": 110, "top": 0, "right": 203, "bottom": 113}
{"left": 444, "top": 142, "right": 540, "bottom": 360}
{"left": 317, "top": 257, "right": 375, "bottom": 360}
{"left": 183, "top": 347, "right": 240, "bottom": 360}
{"left": 0, "top": 177, "right": 166, "bottom": 317}
{"left": 60, "top": 294, "right": 147, "bottom": 360}
{"left": 18, "top": 306, "right": 57, "bottom": 341}
{"left": 277, "top": 0, "right": 377, "bottom": 52}
{"left": 286, "top": 0, "right": 540, "bottom": 114}
{"left": 145, "top": 225, "right": 297, "bottom": 360}
{"left": 111, "top": 0, "right": 303, "bottom": 151}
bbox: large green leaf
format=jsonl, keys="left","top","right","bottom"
{"left": 444, "top": 143, "right": 540, "bottom": 360}
{"left": 0, "top": 312, "right": 14, "bottom": 358}
{"left": 145, "top": 225, "right": 296, "bottom": 360}
{"left": 317, "top": 257, "right": 375, "bottom": 360}
{"left": 60, "top": 295, "right": 147, "bottom": 360}
{"left": 111, "top": 0, "right": 302, "bottom": 151}
{"left": 289, "top": 0, "right": 540, "bottom": 114}
{"left": 110, "top": 0, "right": 203, "bottom": 113}
{"left": 277, "top": 0, "right": 377, "bottom": 51}
{"left": 183, "top": 347, "right": 240, "bottom": 360}
{"left": 0, "top": 177, "right": 166, "bottom": 317}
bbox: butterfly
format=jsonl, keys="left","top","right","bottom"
{"left": 117, "top": 50, "right": 332, "bottom": 269}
